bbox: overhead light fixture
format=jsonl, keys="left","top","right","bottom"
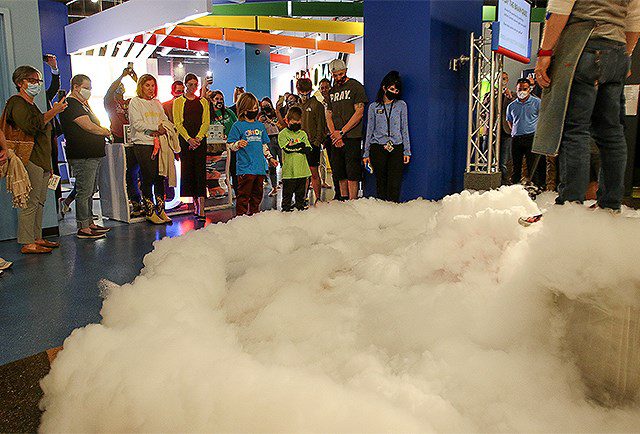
{"left": 91, "top": 0, "right": 98, "bottom": 3}
{"left": 287, "top": 47, "right": 293, "bottom": 54}
{"left": 315, "top": 35, "right": 322, "bottom": 42}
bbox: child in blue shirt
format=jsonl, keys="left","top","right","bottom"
{"left": 227, "top": 92, "right": 278, "bottom": 216}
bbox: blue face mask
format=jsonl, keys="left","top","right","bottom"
{"left": 26, "top": 83, "right": 42, "bottom": 97}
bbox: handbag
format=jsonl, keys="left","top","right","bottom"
{"left": 0, "top": 98, "right": 35, "bottom": 166}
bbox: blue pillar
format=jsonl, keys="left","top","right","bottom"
{"left": 364, "top": 0, "right": 483, "bottom": 201}
{"left": 209, "top": 42, "right": 271, "bottom": 104}
{"left": 245, "top": 44, "right": 271, "bottom": 101}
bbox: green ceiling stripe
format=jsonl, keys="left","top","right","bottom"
{"left": 210, "top": 1, "right": 362, "bottom": 18}
{"left": 482, "top": 6, "right": 547, "bottom": 23}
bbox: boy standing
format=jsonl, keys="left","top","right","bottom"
{"left": 278, "top": 107, "right": 312, "bottom": 211}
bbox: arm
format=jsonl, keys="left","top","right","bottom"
{"left": 105, "top": 69, "right": 129, "bottom": 105}
{"left": 46, "top": 72, "right": 60, "bottom": 103}
{"left": 363, "top": 105, "right": 376, "bottom": 159}
{"left": 311, "top": 102, "right": 326, "bottom": 148}
{"left": 172, "top": 98, "right": 191, "bottom": 141}
{"left": 626, "top": 0, "right": 640, "bottom": 55}
{"left": 535, "top": 6, "right": 572, "bottom": 88}
{"left": 400, "top": 102, "right": 411, "bottom": 157}
{"left": 325, "top": 108, "right": 336, "bottom": 136}
{"left": 9, "top": 98, "right": 48, "bottom": 136}
{"left": 196, "top": 99, "right": 210, "bottom": 140}
{"left": 227, "top": 124, "right": 246, "bottom": 151}
{"left": 128, "top": 98, "right": 154, "bottom": 135}
{"left": 340, "top": 103, "right": 365, "bottom": 136}
{"left": 74, "top": 115, "right": 110, "bottom": 136}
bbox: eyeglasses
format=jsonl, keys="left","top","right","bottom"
{"left": 26, "top": 78, "right": 43, "bottom": 84}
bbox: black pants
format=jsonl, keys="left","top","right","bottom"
{"left": 369, "top": 143, "right": 404, "bottom": 202}
{"left": 512, "top": 134, "right": 545, "bottom": 187}
{"left": 179, "top": 137, "right": 207, "bottom": 197}
{"left": 123, "top": 144, "right": 141, "bottom": 203}
{"left": 324, "top": 136, "right": 344, "bottom": 201}
{"left": 282, "top": 177, "right": 307, "bottom": 211}
{"left": 267, "top": 135, "right": 282, "bottom": 189}
{"left": 133, "top": 144, "right": 165, "bottom": 200}
{"left": 229, "top": 149, "right": 238, "bottom": 194}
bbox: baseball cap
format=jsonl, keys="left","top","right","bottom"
{"left": 329, "top": 59, "right": 347, "bottom": 73}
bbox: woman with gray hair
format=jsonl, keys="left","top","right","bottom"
{"left": 2, "top": 66, "right": 67, "bottom": 254}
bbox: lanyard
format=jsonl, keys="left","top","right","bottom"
{"left": 382, "top": 101, "right": 395, "bottom": 137}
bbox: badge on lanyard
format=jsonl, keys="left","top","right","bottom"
{"left": 383, "top": 101, "right": 395, "bottom": 152}
{"left": 384, "top": 142, "right": 394, "bottom": 152}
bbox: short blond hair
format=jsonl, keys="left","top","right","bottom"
{"left": 236, "top": 92, "right": 260, "bottom": 120}
{"left": 136, "top": 74, "right": 158, "bottom": 99}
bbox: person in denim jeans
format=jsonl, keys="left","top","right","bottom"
{"left": 556, "top": 40, "right": 630, "bottom": 210}
{"left": 520, "top": 0, "right": 640, "bottom": 226}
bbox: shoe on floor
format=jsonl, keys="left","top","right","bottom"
{"left": 146, "top": 211, "right": 166, "bottom": 225}
{"left": 21, "top": 244, "right": 53, "bottom": 254}
{"left": 36, "top": 239, "right": 60, "bottom": 248}
{"left": 77, "top": 229, "right": 106, "bottom": 239}
{"left": 159, "top": 210, "right": 172, "bottom": 223}
{"left": 518, "top": 214, "right": 543, "bottom": 227}
{"left": 0, "top": 258, "right": 13, "bottom": 270}
{"left": 90, "top": 224, "right": 111, "bottom": 233}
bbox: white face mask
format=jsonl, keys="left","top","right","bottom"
{"left": 26, "top": 83, "right": 42, "bottom": 97}
{"left": 79, "top": 88, "right": 92, "bottom": 101}
{"left": 517, "top": 90, "right": 529, "bottom": 100}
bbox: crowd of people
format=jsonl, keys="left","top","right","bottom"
{"left": 0, "top": 57, "right": 413, "bottom": 256}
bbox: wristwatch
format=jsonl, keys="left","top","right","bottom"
{"left": 339, "top": 130, "right": 344, "bottom": 136}
{"left": 538, "top": 49, "right": 554, "bottom": 57}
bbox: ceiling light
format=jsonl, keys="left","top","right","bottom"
{"left": 315, "top": 35, "right": 322, "bottom": 41}
{"left": 287, "top": 47, "right": 293, "bottom": 54}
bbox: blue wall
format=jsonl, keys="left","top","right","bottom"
{"left": 209, "top": 42, "right": 246, "bottom": 104}
{"left": 209, "top": 42, "right": 271, "bottom": 104}
{"left": 245, "top": 43, "right": 271, "bottom": 100}
{"left": 364, "top": 0, "right": 483, "bottom": 201}
{"left": 38, "top": 0, "right": 71, "bottom": 92}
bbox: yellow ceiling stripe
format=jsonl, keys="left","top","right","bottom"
{"left": 182, "top": 15, "right": 363, "bottom": 36}
{"left": 258, "top": 16, "right": 363, "bottom": 36}
{"left": 183, "top": 15, "right": 256, "bottom": 30}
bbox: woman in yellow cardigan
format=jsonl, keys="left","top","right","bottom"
{"left": 173, "top": 73, "right": 210, "bottom": 220}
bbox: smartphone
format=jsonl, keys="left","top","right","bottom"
{"left": 43, "top": 54, "right": 51, "bottom": 62}
{"left": 56, "top": 89, "right": 67, "bottom": 101}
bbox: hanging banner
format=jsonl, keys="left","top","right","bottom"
{"left": 492, "top": 0, "right": 532, "bottom": 64}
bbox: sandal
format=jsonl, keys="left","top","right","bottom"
{"left": 21, "top": 244, "right": 53, "bottom": 254}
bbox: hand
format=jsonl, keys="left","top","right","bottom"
{"left": 268, "top": 157, "right": 279, "bottom": 167}
{"left": 102, "top": 127, "right": 112, "bottom": 137}
{"left": 188, "top": 138, "right": 200, "bottom": 150}
{"left": 122, "top": 67, "right": 131, "bottom": 78}
{"left": 157, "top": 124, "right": 167, "bottom": 135}
{"left": 334, "top": 138, "right": 345, "bottom": 148}
{"left": 362, "top": 157, "right": 370, "bottom": 167}
{"left": 52, "top": 97, "right": 67, "bottom": 114}
{"left": 45, "top": 54, "right": 58, "bottom": 70}
{"left": 504, "top": 88, "right": 513, "bottom": 99}
{"left": 0, "top": 149, "right": 6, "bottom": 165}
{"left": 403, "top": 155, "right": 411, "bottom": 164}
{"left": 330, "top": 130, "right": 342, "bottom": 142}
{"left": 534, "top": 56, "right": 552, "bottom": 88}
{"left": 236, "top": 139, "right": 248, "bottom": 149}
{"left": 276, "top": 98, "right": 284, "bottom": 109}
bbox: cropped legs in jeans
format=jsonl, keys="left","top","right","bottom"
{"left": 69, "top": 158, "right": 102, "bottom": 229}
{"left": 556, "top": 38, "right": 628, "bottom": 210}
{"left": 18, "top": 161, "right": 50, "bottom": 244}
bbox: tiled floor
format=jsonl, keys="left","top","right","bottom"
{"left": 0, "top": 192, "right": 281, "bottom": 366}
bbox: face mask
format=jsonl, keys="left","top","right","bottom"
{"left": 517, "top": 90, "right": 529, "bottom": 100}
{"left": 80, "top": 88, "right": 92, "bottom": 100}
{"left": 245, "top": 110, "right": 258, "bottom": 120}
{"left": 215, "top": 102, "right": 224, "bottom": 109}
{"left": 299, "top": 93, "right": 310, "bottom": 100}
{"left": 385, "top": 90, "right": 398, "bottom": 100}
{"left": 335, "top": 76, "right": 347, "bottom": 85}
{"left": 288, "top": 123, "right": 301, "bottom": 132}
{"left": 26, "top": 83, "right": 42, "bottom": 97}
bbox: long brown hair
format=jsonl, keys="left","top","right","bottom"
{"left": 236, "top": 92, "right": 259, "bottom": 121}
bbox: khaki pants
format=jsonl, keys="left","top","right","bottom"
{"left": 18, "top": 161, "right": 50, "bottom": 245}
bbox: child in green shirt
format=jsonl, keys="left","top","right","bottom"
{"left": 278, "top": 106, "right": 312, "bottom": 211}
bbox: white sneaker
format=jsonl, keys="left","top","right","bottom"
{"left": 0, "top": 258, "right": 13, "bottom": 271}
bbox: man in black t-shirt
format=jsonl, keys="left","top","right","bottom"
{"left": 325, "top": 59, "right": 368, "bottom": 200}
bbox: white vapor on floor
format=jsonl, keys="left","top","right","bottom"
{"left": 39, "top": 186, "right": 640, "bottom": 432}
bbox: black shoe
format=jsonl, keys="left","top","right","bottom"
{"left": 77, "top": 229, "right": 106, "bottom": 239}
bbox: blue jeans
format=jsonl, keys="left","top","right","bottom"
{"left": 556, "top": 38, "right": 629, "bottom": 210}
{"left": 69, "top": 158, "right": 102, "bottom": 229}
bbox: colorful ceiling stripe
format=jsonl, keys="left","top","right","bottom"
{"left": 208, "top": 1, "right": 364, "bottom": 18}
{"left": 183, "top": 15, "right": 363, "bottom": 36}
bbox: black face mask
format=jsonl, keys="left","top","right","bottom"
{"left": 385, "top": 90, "right": 399, "bottom": 100}
{"left": 262, "top": 106, "right": 273, "bottom": 114}
{"left": 245, "top": 110, "right": 259, "bottom": 120}
{"left": 335, "top": 76, "right": 347, "bottom": 86}
{"left": 288, "top": 123, "right": 302, "bottom": 132}
{"left": 215, "top": 102, "right": 224, "bottom": 109}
